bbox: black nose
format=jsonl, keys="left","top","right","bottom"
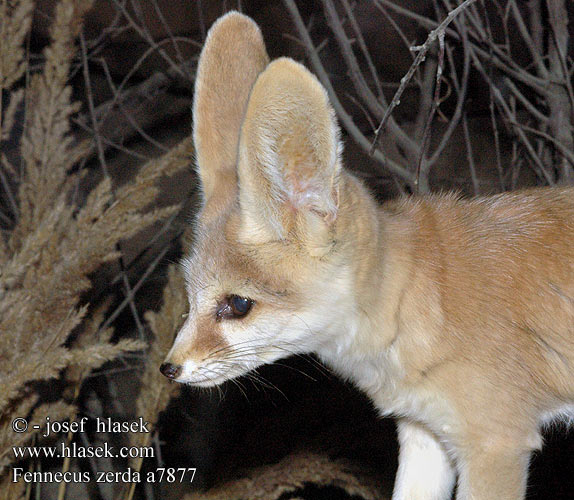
{"left": 160, "top": 362, "right": 182, "bottom": 379}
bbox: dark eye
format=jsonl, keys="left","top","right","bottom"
{"left": 230, "top": 295, "right": 253, "bottom": 316}
{"left": 216, "top": 295, "right": 254, "bottom": 321}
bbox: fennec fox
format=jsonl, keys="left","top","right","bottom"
{"left": 160, "top": 12, "right": 574, "bottom": 500}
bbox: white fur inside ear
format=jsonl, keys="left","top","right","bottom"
{"left": 284, "top": 169, "right": 338, "bottom": 221}
{"left": 237, "top": 57, "right": 342, "bottom": 244}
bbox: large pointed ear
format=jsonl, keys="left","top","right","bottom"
{"left": 193, "top": 12, "right": 269, "bottom": 210}
{"left": 237, "top": 58, "right": 342, "bottom": 255}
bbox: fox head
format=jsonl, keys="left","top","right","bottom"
{"left": 160, "top": 12, "right": 375, "bottom": 386}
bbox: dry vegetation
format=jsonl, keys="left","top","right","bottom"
{"left": 0, "top": 0, "right": 573, "bottom": 499}
{"left": 1, "top": 1, "right": 187, "bottom": 498}
{"left": 183, "top": 452, "right": 387, "bottom": 500}
{"left": 284, "top": 0, "right": 574, "bottom": 194}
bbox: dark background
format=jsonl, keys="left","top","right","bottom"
{"left": 6, "top": 1, "right": 574, "bottom": 498}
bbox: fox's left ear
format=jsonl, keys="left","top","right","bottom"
{"left": 193, "top": 12, "right": 269, "bottom": 214}
{"left": 237, "top": 58, "right": 342, "bottom": 255}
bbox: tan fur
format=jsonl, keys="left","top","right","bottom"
{"left": 192, "top": 11, "right": 269, "bottom": 216}
{"left": 163, "top": 12, "right": 574, "bottom": 499}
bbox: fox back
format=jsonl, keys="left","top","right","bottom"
{"left": 160, "top": 12, "right": 574, "bottom": 500}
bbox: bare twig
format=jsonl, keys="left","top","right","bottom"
{"left": 413, "top": 44, "right": 438, "bottom": 144}
{"left": 374, "top": 0, "right": 548, "bottom": 95}
{"left": 150, "top": 0, "right": 190, "bottom": 76}
{"left": 491, "top": 85, "right": 555, "bottom": 185}
{"left": 321, "top": 0, "right": 383, "bottom": 119}
{"left": 509, "top": 121, "right": 574, "bottom": 167}
{"left": 97, "top": 245, "right": 171, "bottom": 335}
{"left": 80, "top": 32, "right": 110, "bottom": 179}
{"left": 510, "top": 0, "right": 548, "bottom": 79}
{"left": 370, "top": 0, "right": 479, "bottom": 154}
{"left": 427, "top": 3, "right": 471, "bottom": 167}
{"left": 374, "top": 0, "right": 421, "bottom": 82}
{"left": 75, "top": 52, "right": 193, "bottom": 160}
{"left": 546, "top": 1, "right": 574, "bottom": 116}
{"left": 282, "top": 0, "right": 415, "bottom": 185}
{"left": 81, "top": 31, "right": 147, "bottom": 344}
{"left": 510, "top": 141, "right": 522, "bottom": 190}
{"left": 197, "top": 0, "right": 206, "bottom": 40}
{"left": 101, "top": 59, "right": 171, "bottom": 153}
{"left": 339, "top": 0, "right": 384, "bottom": 99}
{"left": 503, "top": 78, "right": 549, "bottom": 124}
{"left": 462, "top": 112, "right": 479, "bottom": 195}
{"left": 110, "top": 0, "right": 187, "bottom": 78}
{"left": 320, "top": 0, "right": 419, "bottom": 159}
{"left": 415, "top": 32, "right": 445, "bottom": 193}
{"left": 546, "top": 0, "right": 574, "bottom": 183}
{"left": 0, "top": 164, "right": 18, "bottom": 219}
{"left": 488, "top": 82, "right": 505, "bottom": 191}
{"left": 0, "top": 209, "right": 12, "bottom": 226}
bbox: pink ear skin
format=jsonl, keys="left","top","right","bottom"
{"left": 236, "top": 58, "right": 342, "bottom": 254}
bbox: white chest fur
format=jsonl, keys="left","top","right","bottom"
{"left": 319, "top": 337, "right": 456, "bottom": 436}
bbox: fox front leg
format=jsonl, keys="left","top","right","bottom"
{"left": 455, "top": 444, "right": 532, "bottom": 500}
{"left": 392, "top": 420, "right": 456, "bottom": 500}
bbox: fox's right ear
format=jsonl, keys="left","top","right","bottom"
{"left": 193, "top": 12, "right": 269, "bottom": 212}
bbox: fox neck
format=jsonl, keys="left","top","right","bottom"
{"left": 314, "top": 176, "right": 416, "bottom": 396}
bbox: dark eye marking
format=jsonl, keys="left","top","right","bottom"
{"left": 216, "top": 295, "right": 254, "bottom": 321}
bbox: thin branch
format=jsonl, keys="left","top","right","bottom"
{"left": 72, "top": 114, "right": 152, "bottom": 162}
{"left": 462, "top": 112, "right": 479, "bottom": 195}
{"left": 110, "top": 0, "right": 186, "bottom": 78}
{"left": 321, "top": 0, "right": 383, "bottom": 119}
{"left": 503, "top": 77, "right": 549, "bottom": 124}
{"left": 75, "top": 52, "right": 193, "bottom": 161}
{"left": 444, "top": 0, "right": 544, "bottom": 87}
{"left": 427, "top": 4, "right": 471, "bottom": 167}
{"left": 413, "top": 41, "right": 438, "bottom": 143}
{"left": 100, "top": 60, "right": 170, "bottom": 153}
{"left": 108, "top": 214, "right": 184, "bottom": 287}
{"left": 150, "top": 0, "right": 189, "bottom": 74}
{"left": 282, "top": 0, "right": 415, "bottom": 185}
{"left": 97, "top": 245, "right": 171, "bottom": 335}
{"left": 97, "top": 36, "right": 196, "bottom": 123}
{"left": 80, "top": 32, "right": 110, "bottom": 179}
{"left": 415, "top": 32, "right": 445, "bottom": 193}
{"left": 548, "top": 16, "right": 574, "bottom": 118}
{"left": 492, "top": 86, "right": 555, "bottom": 185}
{"left": 511, "top": 0, "right": 548, "bottom": 79}
{"left": 510, "top": 140, "right": 522, "bottom": 189}
{"left": 0, "top": 208, "right": 13, "bottom": 226}
{"left": 374, "top": 0, "right": 548, "bottom": 95}
{"left": 321, "top": 0, "right": 419, "bottom": 159}
{"left": 81, "top": 32, "right": 147, "bottom": 342}
{"left": 370, "top": 0, "right": 479, "bottom": 154}
{"left": 0, "top": 163, "right": 18, "bottom": 218}
{"left": 339, "top": 0, "right": 384, "bottom": 99}
{"left": 346, "top": 93, "right": 377, "bottom": 131}
{"left": 509, "top": 121, "right": 574, "bottom": 167}
{"left": 374, "top": 0, "right": 421, "bottom": 84}
{"left": 482, "top": 0, "right": 505, "bottom": 191}
{"left": 546, "top": 0, "right": 574, "bottom": 183}
{"left": 197, "top": 0, "right": 206, "bottom": 40}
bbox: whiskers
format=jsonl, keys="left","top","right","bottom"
{"left": 193, "top": 334, "right": 334, "bottom": 403}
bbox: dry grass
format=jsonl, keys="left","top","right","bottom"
{"left": 0, "top": 0, "right": 190, "bottom": 497}
{"left": 1, "top": 1, "right": 572, "bottom": 499}
{"left": 120, "top": 265, "right": 186, "bottom": 500}
{"left": 184, "top": 452, "right": 387, "bottom": 500}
